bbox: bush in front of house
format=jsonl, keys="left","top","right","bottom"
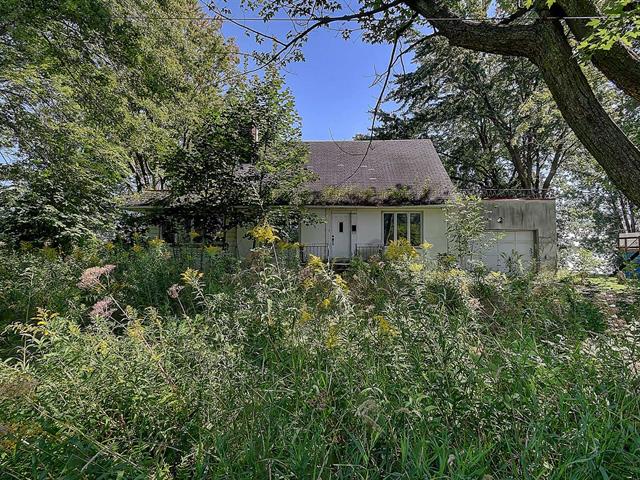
{"left": 1, "top": 245, "right": 639, "bottom": 478}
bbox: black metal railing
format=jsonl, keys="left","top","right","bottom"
{"left": 169, "top": 243, "right": 228, "bottom": 271}
{"left": 299, "top": 244, "right": 329, "bottom": 262}
{"left": 464, "top": 188, "right": 554, "bottom": 200}
{"left": 355, "top": 244, "right": 384, "bottom": 260}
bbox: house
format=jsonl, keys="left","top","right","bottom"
{"left": 126, "top": 139, "right": 558, "bottom": 271}
{"left": 231, "top": 139, "right": 557, "bottom": 271}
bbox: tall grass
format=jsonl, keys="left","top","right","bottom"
{"left": 1, "top": 244, "right": 639, "bottom": 478}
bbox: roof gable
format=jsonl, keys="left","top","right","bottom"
{"left": 304, "top": 139, "right": 453, "bottom": 204}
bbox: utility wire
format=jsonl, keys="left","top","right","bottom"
{"left": 113, "top": 15, "right": 625, "bottom": 22}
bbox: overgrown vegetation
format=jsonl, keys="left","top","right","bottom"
{"left": 1, "top": 242, "right": 639, "bottom": 478}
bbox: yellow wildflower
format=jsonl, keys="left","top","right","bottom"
{"left": 308, "top": 254, "right": 325, "bottom": 270}
{"left": 68, "top": 324, "right": 81, "bottom": 336}
{"left": 302, "top": 277, "right": 315, "bottom": 290}
{"left": 408, "top": 263, "right": 424, "bottom": 273}
{"left": 300, "top": 306, "right": 313, "bottom": 325}
{"left": 375, "top": 314, "right": 399, "bottom": 337}
{"left": 326, "top": 324, "right": 339, "bottom": 349}
{"left": 188, "top": 230, "right": 200, "bottom": 241}
{"left": 384, "top": 238, "right": 418, "bottom": 261}
{"left": 181, "top": 268, "right": 203, "bottom": 286}
{"left": 320, "top": 298, "right": 331, "bottom": 309}
{"left": 104, "top": 241, "right": 115, "bottom": 252}
{"left": 419, "top": 241, "right": 433, "bottom": 251}
{"left": 204, "top": 245, "right": 222, "bottom": 256}
{"left": 97, "top": 340, "right": 109, "bottom": 356}
{"left": 334, "top": 274, "right": 349, "bottom": 292}
{"left": 126, "top": 321, "right": 145, "bottom": 340}
{"left": 148, "top": 238, "right": 165, "bottom": 249}
{"left": 132, "top": 243, "right": 143, "bottom": 253}
{"left": 250, "top": 223, "right": 280, "bottom": 244}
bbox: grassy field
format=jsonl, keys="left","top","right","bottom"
{"left": 1, "top": 242, "right": 640, "bottom": 479}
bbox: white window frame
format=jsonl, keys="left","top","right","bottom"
{"left": 382, "top": 212, "right": 422, "bottom": 245}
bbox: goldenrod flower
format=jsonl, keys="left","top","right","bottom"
{"left": 384, "top": 238, "right": 418, "bottom": 261}
{"left": 326, "top": 324, "right": 339, "bottom": 349}
{"left": 104, "top": 241, "right": 115, "bottom": 251}
{"left": 408, "top": 263, "right": 424, "bottom": 273}
{"left": 334, "top": 274, "right": 349, "bottom": 292}
{"left": 148, "top": 238, "right": 165, "bottom": 249}
{"left": 419, "top": 241, "right": 433, "bottom": 251}
{"left": 250, "top": 223, "right": 280, "bottom": 244}
{"left": 189, "top": 230, "right": 200, "bottom": 241}
{"left": 320, "top": 298, "right": 331, "bottom": 309}
{"left": 300, "top": 306, "right": 313, "bottom": 324}
{"left": 181, "top": 268, "right": 203, "bottom": 286}
{"left": 204, "top": 245, "right": 222, "bottom": 256}
{"left": 132, "top": 244, "right": 143, "bottom": 253}
{"left": 127, "top": 321, "right": 145, "bottom": 340}
{"left": 375, "top": 314, "right": 398, "bottom": 337}
{"left": 308, "top": 254, "right": 324, "bottom": 270}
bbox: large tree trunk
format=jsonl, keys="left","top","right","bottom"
{"left": 531, "top": 19, "right": 640, "bottom": 206}
{"left": 404, "top": 0, "right": 640, "bottom": 205}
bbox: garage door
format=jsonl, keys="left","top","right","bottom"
{"left": 479, "top": 230, "right": 535, "bottom": 272}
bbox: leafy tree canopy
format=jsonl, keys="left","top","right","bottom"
{"left": 217, "top": 0, "right": 640, "bottom": 206}
{"left": 0, "top": 0, "right": 237, "bottom": 248}
{"left": 162, "top": 66, "right": 309, "bottom": 243}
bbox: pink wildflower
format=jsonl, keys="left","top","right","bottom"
{"left": 167, "top": 284, "right": 184, "bottom": 299}
{"left": 90, "top": 298, "right": 115, "bottom": 319}
{"left": 77, "top": 265, "right": 116, "bottom": 290}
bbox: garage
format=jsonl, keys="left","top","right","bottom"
{"left": 479, "top": 230, "right": 536, "bottom": 272}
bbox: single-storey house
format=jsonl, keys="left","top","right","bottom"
{"left": 127, "top": 139, "right": 558, "bottom": 271}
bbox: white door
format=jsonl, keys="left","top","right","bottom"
{"left": 480, "top": 230, "right": 535, "bottom": 272}
{"left": 331, "top": 213, "right": 351, "bottom": 259}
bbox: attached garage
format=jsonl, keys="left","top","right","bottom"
{"left": 480, "top": 230, "right": 536, "bottom": 272}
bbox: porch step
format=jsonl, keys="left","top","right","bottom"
{"left": 330, "top": 259, "right": 351, "bottom": 272}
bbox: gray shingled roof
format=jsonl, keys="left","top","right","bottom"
{"left": 304, "top": 139, "right": 453, "bottom": 204}
{"left": 124, "top": 139, "right": 453, "bottom": 208}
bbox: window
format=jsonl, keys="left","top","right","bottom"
{"left": 383, "top": 212, "right": 422, "bottom": 245}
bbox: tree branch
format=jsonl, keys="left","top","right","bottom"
{"left": 554, "top": 0, "right": 640, "bottom": 102}
{"left": 404, "top": 0, "right": 540, "bottom": 58}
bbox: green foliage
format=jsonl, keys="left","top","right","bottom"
{"left": 578, "top": 1, "right": 640, "bottom": 53}
{"left": 0, "top": 0, "right": 236, "bottom": 248}
{"left": 368, "top": 37, "right": 580, "bottom": 194}
{"left": 2, "top": 247, "right": 640, "bottom": 477}
{"left": 162, "top": 66, "right": 309, "bottom": 240}
{"left": 317, "top": 184, "right": 421, "bottom": 205}
{"left": 444, "top": 193, "right": 489, "bottom": 266}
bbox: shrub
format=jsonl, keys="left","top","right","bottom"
{"left": 1, "top": 249, "right": 639, "bottom": 478}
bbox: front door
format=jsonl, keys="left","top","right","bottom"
{"left": 331, "top": 213, "right": 351, "bottom": 259}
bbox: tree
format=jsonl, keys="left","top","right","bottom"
{"left": 556, "top": 154, "right": 638, "bottom": 269}
{"left": 370, "top": 39, "right": 579, "bottom": 194}
{"left": 0, "top": 0, "right": 236, "bottom": 247}
{"left": 217, "top": 0, "right": 640, "bottom": 205}
{"left": 162, "top": 67, "right": 309, "bottom": 243}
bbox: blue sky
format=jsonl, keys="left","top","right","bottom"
{"left": 205, "top": 2, "right": 406, "bottom": 140}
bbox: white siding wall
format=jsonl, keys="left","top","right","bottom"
{"left": 354, "top": 209, "right": 382, "bottom": 246}
{"left": 300, "top": 208, "right": 328, "bottom": 245}
{"left": 298, "top": 206, "right": 448, "bottom": 258}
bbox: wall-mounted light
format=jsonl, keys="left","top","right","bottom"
{"left": 497, "top": 216, "right": 504, "bottom": 224}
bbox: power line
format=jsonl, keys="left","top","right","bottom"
{"left": 113, "top": 15, "right": 624, "bottom": 22}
